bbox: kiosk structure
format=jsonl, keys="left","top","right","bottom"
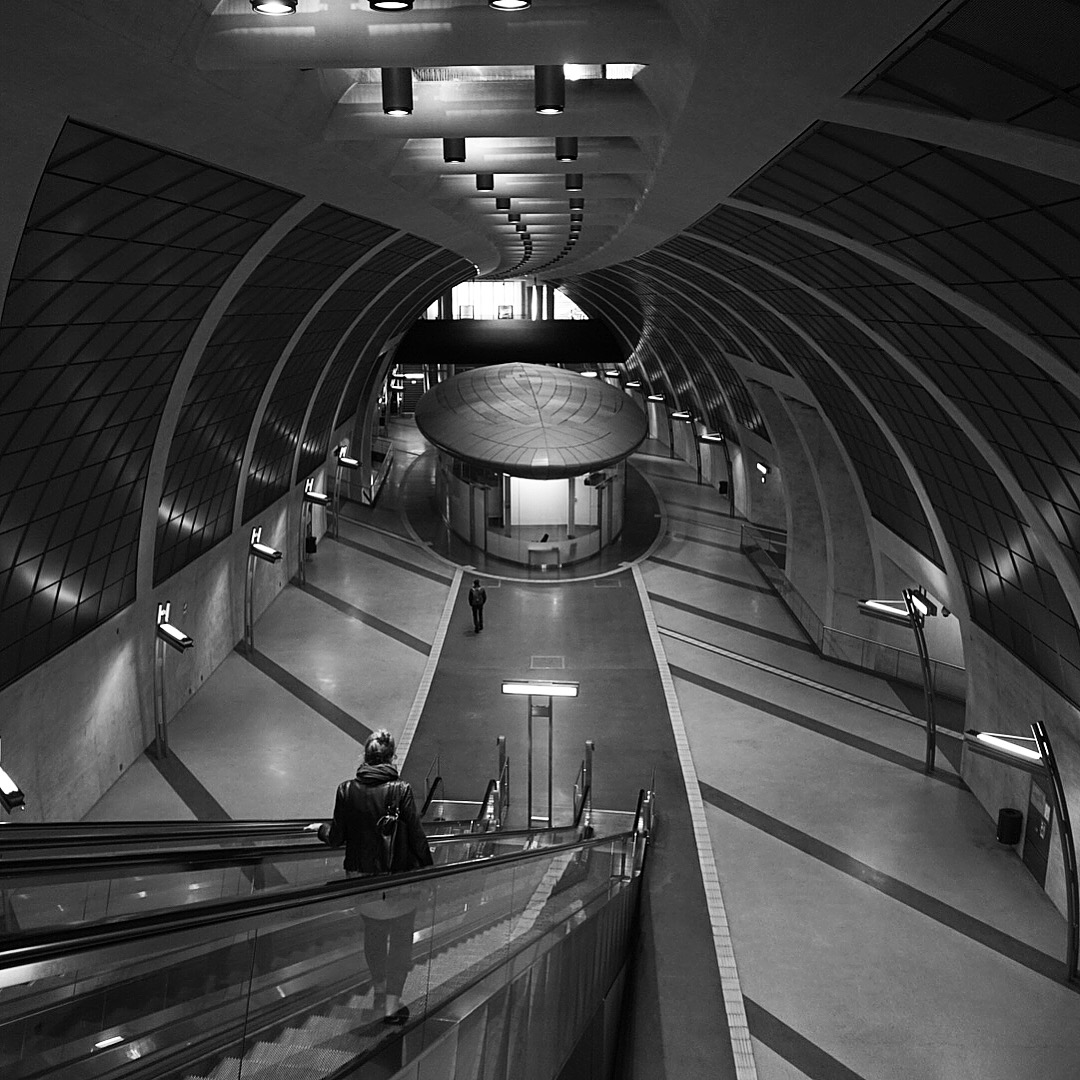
{"left": 415, "top": 363, "right": 647, "bottom": 569}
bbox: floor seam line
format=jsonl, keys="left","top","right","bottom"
{"left": 632, "top": 564, "right": 759, "bottom": 1080}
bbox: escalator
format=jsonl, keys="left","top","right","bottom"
{"left": 0, "top": 792, "right": 652, "bottom": 1080}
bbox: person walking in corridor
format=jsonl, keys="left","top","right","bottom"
{"left": 468, "top": 578, "right": 487, "bottom": 632}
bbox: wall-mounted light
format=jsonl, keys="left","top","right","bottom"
{"left": 647, "top": 393, "right": 665, "bottom": 402}
{"left": 672, "top": 410, "right": 693, "bottom": 421}
{"left": 555, "top": 136, "right": 578, "bottom": 161}
{"left": 565, "top": 173, "right": 583, "bottom": 190}
{"left": 442, "top": 138, "right": 466, "bottom": 162}
{"left": 966, "top": 730, "right": 1043, "bottom": 766}
{"left": 907, "top": 588, "right": 937, "bottom": 619}
{"left": 535, "top": 65, "right": 565, "bottom": 114}
{"left": 625, "top": 381, "right": 642, "bottom": 388}
{"left": 580, "top": 370, "right": 598, "bottom": 378}
{"left": 756, "top": 461, "right": 770, "bottom": 483}
{"left": 381, "top": 68, "right": 413, "bottom": 115}
{"left": 336, "top": 445, "right": 360, "bottom": 469}
{"left": 604, "top": 370, "right": 620, "bottom": 377}
{"left": 303, "top": 479, "right": 330, "bottom": 506}
{"left": 249, "top": 528, "right": 283, "bottom": 565}
{"left": 857, "top": 599, "right": 911, "bottom": 627}
{"left": 156, "top": 602, "right": 194, "bottom": 654}
{"left": 476, "top": 173, "right": 495, "bottom": 191}
{"left": 700, "top": 432, "right": 725, "bottom": 443}
{"left": 250, "top": 1, "right": 297, "bottom": 13}
{"left": 0, "top": 740, "right": 26, "bottom": 813}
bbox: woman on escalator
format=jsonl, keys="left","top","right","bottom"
{"left": 311, "top": 728, "right": 433, "bottom": 1026}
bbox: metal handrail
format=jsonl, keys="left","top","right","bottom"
{"left": 1, "top": 825, "right": 647, "bottom": 968}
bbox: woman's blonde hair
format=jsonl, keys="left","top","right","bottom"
{"left": 364, "top": 728, "right": 395, "bottom": 765}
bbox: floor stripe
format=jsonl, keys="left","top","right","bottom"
{"left": 240, "top": 646, "right": 372, "bottom": 744}
{"left": 744, "top": 998, "right": 866, "bottom": 1080}
{"left": 649, "top": 555, "right": 773, "bottom": 593}
{"left": 337, "top": 509, "right": 415, "bottom": 545}
{"left": 148, "top": 750, "right": 231, "bottom": 821}
{"left": 298, "top": 581, "right": 431, "bottom": 656}
{"left": 399, "top": 569, "right": 462, "bottom": 766}
{"left": 632, "top": 565, "right": 760, "bottom": 1080}
{"left": 663, "top": 498, "right": 734, "bottom": 519}
{"left": 328, "top": 532, "right": 453, "bottom": 585}
{"left": 665, "top": 527, "right": 742, "bottom": 554}
{"left": 699, "top": 781, "right": 1069, "bottom": 987}
{"left": 648, "top": 592, "right": 816, "bottom": 653}
{"left": 671, "top": 663, "right": 963, "bottom": 787}
{"left": 660, "top": 625, "right": 964, "bottom": 740}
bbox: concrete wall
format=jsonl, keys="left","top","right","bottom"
{"left": 962, "top": 621, "right": 1080, "bottom": 923}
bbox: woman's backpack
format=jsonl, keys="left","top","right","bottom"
{"left": 376, "top": 781, "right": 408, "bottom": 873}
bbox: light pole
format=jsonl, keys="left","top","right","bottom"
{"left": 299, "top": 479, "right": 329, "bottom": 585}
{"left": 501, "top": 679, "right": 579, "bottom": 828}
{"left": 333, "top": 443, "right": 360, "bottom": 539}
{"left": 154, "top": 602, "right": 193, "bottom": 759}
{"left": 858, "top": 587, "right": 939, "bottom": 773}
{"left": 965, "top": 724, "right": 1078, "bottom": 984}
{"left": 245, "top": 527, "right": 282, "bottom": 653}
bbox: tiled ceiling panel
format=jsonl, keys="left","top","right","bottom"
{"left": 735, "top": 123, "right": 1080, "bottom": 369}
{"left": 153, "top": 206, "right": 394, "bottom": 584}
{"left": 0, "top": 120, "right": 295, "bottom": 689}
{"left": 297, "top": 249, "right": 472, "bottom": 483}
{"left": 852, "top": 0, "right": 1080, "bottom": 140}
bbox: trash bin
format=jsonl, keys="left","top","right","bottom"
{"left": 997, "top": 807, "right": 1023, "bottom": 845}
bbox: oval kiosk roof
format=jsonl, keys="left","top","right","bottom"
{"left": 414, "top": 363, "right": 647, "bottom": 480}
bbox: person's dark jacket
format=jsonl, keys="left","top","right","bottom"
{"left": 317, "top": 763, "right": 433, "bottom": 875}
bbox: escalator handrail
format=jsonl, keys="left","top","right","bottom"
{"left": 0, "top": 819, "right": 318, "bottom": 850}
{"left": 0, "top": 822, "right": 587, "bottom": 878}
{"left": 419, "top": 774, "right": 445, "bottom": 817}
{"left": 475, "top": 778, "right": 499, "bottom": 824}
{"left": 0, "top": 812, "right": 646, "bottom": 969}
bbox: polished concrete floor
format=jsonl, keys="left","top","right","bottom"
{"left": 86, "top": 417, "right": 1080, "bottom": 1079}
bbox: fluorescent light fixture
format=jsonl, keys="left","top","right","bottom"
{"left": 604, "top": 370, "right": 620, "bottom": 377}
{"left": 563, "top": 64, "right": 593, "bottom": 82}
{"left": 489, "top": 0, "right": 531, "bottom": 9}
{"left": 908, "top": 591, "right": 938, "bottom": 618}
{"left": 857, "top": 599, "right": 911, "bottom": 627}
{"left": 647, "top": 393, "right": 665, "bottom": 402}
{"left": 502, "top": 680, "right": 579, "bottom": 697}
{"left": 580, "top": 370, "right": 598, "bottom": 377}
{"left": 756, "top": 462, "right": 769, "bottom": 475}
{"left": 701, "top": 432, "right": 724, "bottom": 442}
{"left": 604, "top": 64, "right": 642, "bottom": 80}
{"left": 303, "top": 489, "right": 330, "bottom": 506}
{"left": 970, "top": 731, "right": 1043, "bottom": 765}
{"left": 94, "top": 1035, "right": 125, "bottom": 1050}
{"left": 250, "top": 1, "right": 296, "bottom": 13}
{"left": 0, "top": 761, "right": 26, "bottom": 813}
{"left": 672, "top": 410, "right": 692, "bottom": 420}
{"left": 381, "top": 68, "right": 413, "bottom": 115}
{"left": 625, "top": 380, "right": 641, "bottom": 388}
{"left": 250, "top": 542, "right": 282, "bottom": 564}
{"left": 156, "top": 621, "right": 194, "bottom": 653}
{"left": 370, "top": 1, "right": 414, "bottom": 9}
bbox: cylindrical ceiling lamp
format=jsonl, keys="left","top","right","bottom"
{"left": 370, "top": 1, "right": 414, "bottom": 10}
{"left": 570, "top": 211, "right": 584, "bottom": 222}
{"left": 516, "top": 223, "right": 527, "bottom": 232}
{"left": 495, "top": 196, "right": 511, "bottom": 211}
{"left": 381, "top": 68, "right": 413, "bottom": 115}
{"left": 565, "top": 173, "right": 583, "bottom": 190}
{"left": 489, "top": 0, "right": 531, "bottom": 9}
{"left": 442, "top": 138, "right": 466, "bottom": 163}
{"left": 476, "top": 173, "right": 495, "bottom": 191}
{"left": 507, "top": 212, "right": 521, "bottom": 223}
{"left": 555, "top": 136, "right": 578, "bottom": 162}
{"left": 250, "top": 1, "right": 297, "bottom": 13}
{"left": 535, "top": 65, "right": 565, "bottom": 115}
{"left": 570, "top": 223, "right": 582, "bottom": 233}
{"left": 569, "top": 197, "right": 585, "bottom": 210}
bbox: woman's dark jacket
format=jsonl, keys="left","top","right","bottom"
{"left": 317, "top": 763, "right": 433, "bottom": 875}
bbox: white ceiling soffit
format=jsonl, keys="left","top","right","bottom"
{"left": 199, "top": 0, "right": 945, "bottom": 278}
